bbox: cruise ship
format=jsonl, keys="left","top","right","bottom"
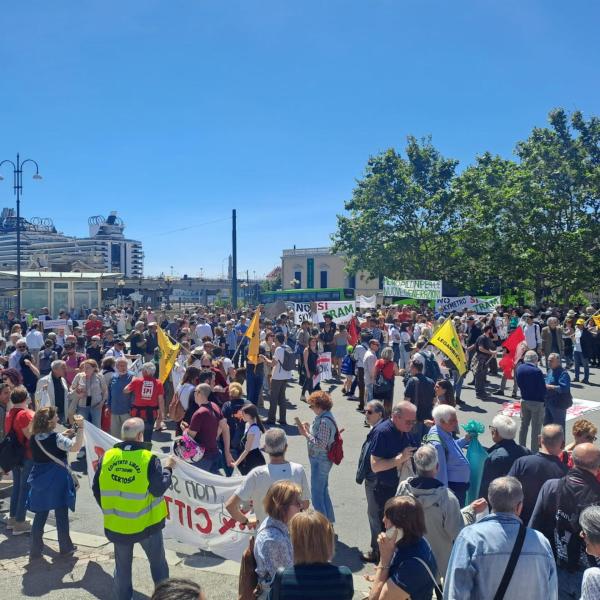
{"left": 0, "top": 208, "right": 144, "bottom": 276}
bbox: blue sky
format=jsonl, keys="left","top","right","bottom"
{"left": 1, "top": 1, "right": 599, "bottom": 278}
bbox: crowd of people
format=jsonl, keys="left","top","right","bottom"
{"left": 0, "top": 300, "right": 599, "bottom": 599}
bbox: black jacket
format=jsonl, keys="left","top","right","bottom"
{"left": 479, "top": 439, "right": 530, "bottom": 500}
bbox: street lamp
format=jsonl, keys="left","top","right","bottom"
{"left": 240, "top": 281, "right": 249, "bottom": 304}
{"left": 117, "top": 279, "right": 125, "bottom": 307}
{"left": 290, "top": 278, "right": 300, "bottom": 289}
{"left": 0, "top": 154, "right": 42, "bottom": 316}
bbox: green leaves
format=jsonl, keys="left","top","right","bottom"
{"left": 332, "top": 109, "right": 600, "bottom": 302}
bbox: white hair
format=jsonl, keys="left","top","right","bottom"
{"left": 488, "top": 476, "right": 524, "bottom": 513}
{"left": 414, "top": 444, "right": 439, "bottom": 476}
{"left": 547, "top": 317, "right": 558, "bottom": 326}
{"left": 121, "top": 417, "right": 145, "bottom": 441}
{"left": 491, "top": 414, "right": 517, "bottom": 440}
{"left": 523, "top": 350, "right": 539, "bottom": 364}
{"left": 141, "top": 362, "right": 156, "bottom": 376}
{"left": 432, "top": 404, "right": 456, "bottom": 425}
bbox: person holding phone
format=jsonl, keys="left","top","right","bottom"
{"left": 369, "top": 496, "right": 439, "bottom": 600}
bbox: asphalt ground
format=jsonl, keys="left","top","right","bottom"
{"left": 1, "top": 363, "right": 599, "bottom": 599}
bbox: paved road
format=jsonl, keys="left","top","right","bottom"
{"left": 1, "top": 365, "right": 599, "bottom": 599}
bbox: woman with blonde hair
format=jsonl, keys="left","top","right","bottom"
{"left": 268, "top": 509, "right": 353, "bottom": 599}
{"left": 68, "top": 359, "right": 107, "bottom": 427}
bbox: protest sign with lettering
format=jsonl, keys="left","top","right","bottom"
{"left": 293, "top": 301, "right": 356, "bottom": 325}
{"left": 356, "top": 295, "right": 377, "bottom": 308}
{"left": 312, "top": 352, "right": 332, "bottom": 386}
{"left": 435, "top": 296, "right": 479, "bottom": 314}
{"left": 42, "top": 319, "right": 72, "bottom": 331}
{"left": 84, "top": 424, "right": 254, "bottom": 561}
{"left": 383, "top": 278, "right": 442, "bottom": 300}
{"left": 471, "top": 296, "right": 501, "bottom": 314}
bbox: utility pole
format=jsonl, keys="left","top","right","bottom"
{"left": 232, "top": 209, "right": 237, "bottom": 308}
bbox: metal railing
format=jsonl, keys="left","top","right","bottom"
{"left": 282, "top": 247, "right": 331, "bottom": 257}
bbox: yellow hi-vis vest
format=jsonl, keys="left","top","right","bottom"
{"left": 99, "top": 447, "right": 167, "bottom": 536}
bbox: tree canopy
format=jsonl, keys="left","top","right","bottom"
{"left": 332, "top": 108, "right": 600, "bottom": 303}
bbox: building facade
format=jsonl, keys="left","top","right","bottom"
{"left": 281, "top": 247, "right": 381, "bottom": 296}
{"left": 0, "top": 209, "right": 143, "bottom": 277}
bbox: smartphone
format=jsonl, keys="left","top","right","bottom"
{"left": 385, "top": 527, "right": 403, "bottom": 543}
{"left": 294, "top": 416, "right": 303, "bottom": 428}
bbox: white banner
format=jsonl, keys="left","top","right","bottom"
{"left": 471, "top": 296, "right": 502, "bottom": 314}
{"left": 435, "top": 296, "right": 479, "bottom": 313}
{"left": 501, "top": 398, "right": 600, "bottom": 422}
{"left": 43, "top": 319, "right": 72, "bottom": 331}
{"left": 356, "top": 295, "right": 377, "bottom": 308}
{"left": 84, "top": 424, "right": 254, "bottom": 561}
{"left": 383, "top": 278, "right": 442, "bottom": 300}
{"left": 293, "top": 301, "right": 356, "bottom": 325}
{"left": 312, "top": 352, "right": 332, "bottom": 386}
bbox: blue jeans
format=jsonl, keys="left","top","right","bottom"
{"left": 31, "top": 506, "right": 72, "bottom": 556}
{"left": 195, "top": 451, "right": 222, "bottom": 475}
{"left": 10, "top": 459, "right": 33, "bottom": 522}
{"left": 114, "top": 529, "right": 169, "bottom": 600}
{"left": 309, "top": 453, "right": 335, "bottom": 523}
{"left": 557, "top": 567, "right": 583, "bottom": 600}
{"left": 392, "top": 344, "right": 400, "bottom": 364}
{"left": 573, "top": 351, "right": 589, "bottom": 381}
{"left": 76, "top": 404, "right": 102, "bottom": 428}
{"left": 544, "top": 403, "right": 567, "bottom": 433}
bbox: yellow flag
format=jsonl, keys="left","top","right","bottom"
{"left": 245, "top": 308, "right": 261, "bottom": 365}
{"left": 157, "top": 326, "right": 180, "bottom": 383}
{"left": 429, "top": 317, "right": 467, "bottom": 375}
{"left": 593, "top": 315, "right": 600, "bottom": 328}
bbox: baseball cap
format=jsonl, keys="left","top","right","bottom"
{"left": 576, "top": 318, "right": 586, "bottom": 325}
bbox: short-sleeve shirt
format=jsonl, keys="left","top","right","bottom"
{"left": 5, "top": 407, "right": 35, "bottom": 460}
{"left": 189, "top": 402, "right": 223, "bottom": 454}
{"left": 375, "top": 359, "right": 395, "bottom": 380}
{"left": 235, "top": 461, "right": 310, "bottom": 523}
{"left": 369, "top": 419, "right": 415, "bottom": 488}
{"left": 476, "top": 334, "right": 494, "bottom": 360}
{"left": 84, "top": 319, "right": 103, "bottom": 338}
{"left": 389, "top": 538, "right": 437, "bottom": 600}
{"left": 129, "top": 376, "right": 164, "bottom": 407}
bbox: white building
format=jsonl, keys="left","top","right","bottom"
{"left": 281, "top": 247, "right": 381, "bottom": 296}
{"left": 0, "top": 209, "right": 143, "bottom": 277}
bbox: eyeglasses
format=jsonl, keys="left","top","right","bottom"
{"left": 365, "top": 410, "right": 375, "bottom": 415}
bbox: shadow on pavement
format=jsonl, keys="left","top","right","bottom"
{"left": 333, "top": 539, "right": 365, "bottom": 574}
{"left": 21, "top": 557, "right": 133, "bottom": 599}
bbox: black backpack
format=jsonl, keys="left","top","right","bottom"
{"left": 280, "top": 345, "right": 297, "bottom": 371}
{"left": 0, "top": 409, "right": 26, "bottom": 473}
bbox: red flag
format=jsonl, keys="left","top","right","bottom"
{"left": 498, "top": 327, "right": 525, "bottom": 379}
{"left": 348, "top": 317, "right": 359, "bottom": 347}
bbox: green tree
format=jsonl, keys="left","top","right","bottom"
{"left": 332, "top": 136, "right": 459, "bottom": 282}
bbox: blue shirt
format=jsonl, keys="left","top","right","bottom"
{"left": 370, "top": 419, "right": 417, "bottom": 488}
{"left": 427, "top": 425, "right": 470, "bottom": 486}
{"left": 515, "top": 362, "right": 546, "bottom": 402}
{"left": 108, "top": 371, "right": 133, "bottom": 415}
{"left": 389, "top": 538, "right": 437, "bottom": 600}
{"left": 444, "top": 513, "right": 557, "bottom": 600}
{"left": 545, "top": 367, "right": 570, "bottom": 394}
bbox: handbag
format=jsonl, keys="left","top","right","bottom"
{"left": 373, "top": 366, "right": 394, "bottom": 399}
{"left": 34, "top": 435, "right": 80, "bottom": 491}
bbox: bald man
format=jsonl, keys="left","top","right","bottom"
{"left": 530, "top": 443, "right": 600, "bottom": 599}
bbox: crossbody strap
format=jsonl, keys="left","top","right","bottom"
{"left": 400, "top": 557, "right": 443, "bottom": 598}
{"left": 34, "top": 435, "right": 71, "bottom": 472}
{"left": 493, "top": 523, "right": 526, "bottom": 600}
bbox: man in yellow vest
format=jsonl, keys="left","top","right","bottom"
{"left": 92, "top": 417, "right": 176, "bottom": 600}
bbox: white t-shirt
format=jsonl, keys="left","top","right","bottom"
{"left": 177, "top": 382, "right": 196, "bottom": 411}
{"left": 271, "top": 346, "right": 292, "bottom": 381}
{"left": 363, "top": 350, "right": 378, "bottom": 385}
{"left": 244, "top": 423, "right": 262, "bottom": 450}
{"left": 195, "top": 323, "right": 213, "bottom": 342}
{"left": 235, "top": 461, "right": 310, "bottom": 523}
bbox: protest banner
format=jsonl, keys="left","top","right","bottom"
{"left": 84, "top": 424, "right": 254, "bottom": 561}
{"left": 42, "top": 319, "right": 72, "bottom": 331}
{"left": 383, "top": 278, "right": 442, "bottom": 300}
{"left": 312, "top": 352, "right": 332, "bottom": 386}
{"left": 501, "top": 398, "right": 600, "bottom": 422}
{"left": 129, "top": 357, "right": 143, "bottom": 378}
{"left": 471, "top": 296, "right": 501, "bottom": 314}
{"left": 293, "top": 301, "right": 356, "bottom": 325}
{"left": 356, "top": 295, "right": 377, "bottom": 308}
{"left": 435, "top": 296, "right": 479, "bottom": 313}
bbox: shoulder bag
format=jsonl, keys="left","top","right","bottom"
{"left": 34, "top": 435, "right": 80, "bottom": 491}
{"left": 493, "top": 523, "right": 526, "bottom": 600}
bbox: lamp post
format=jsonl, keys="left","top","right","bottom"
{"left": 0, "top": 154, "right": 42, "bottom": 316}
{"left": 240, "top": 281, "right": 249, "bottom": 304}
{"left": 290, "top": 278, "right": 300, "bottom": 289}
